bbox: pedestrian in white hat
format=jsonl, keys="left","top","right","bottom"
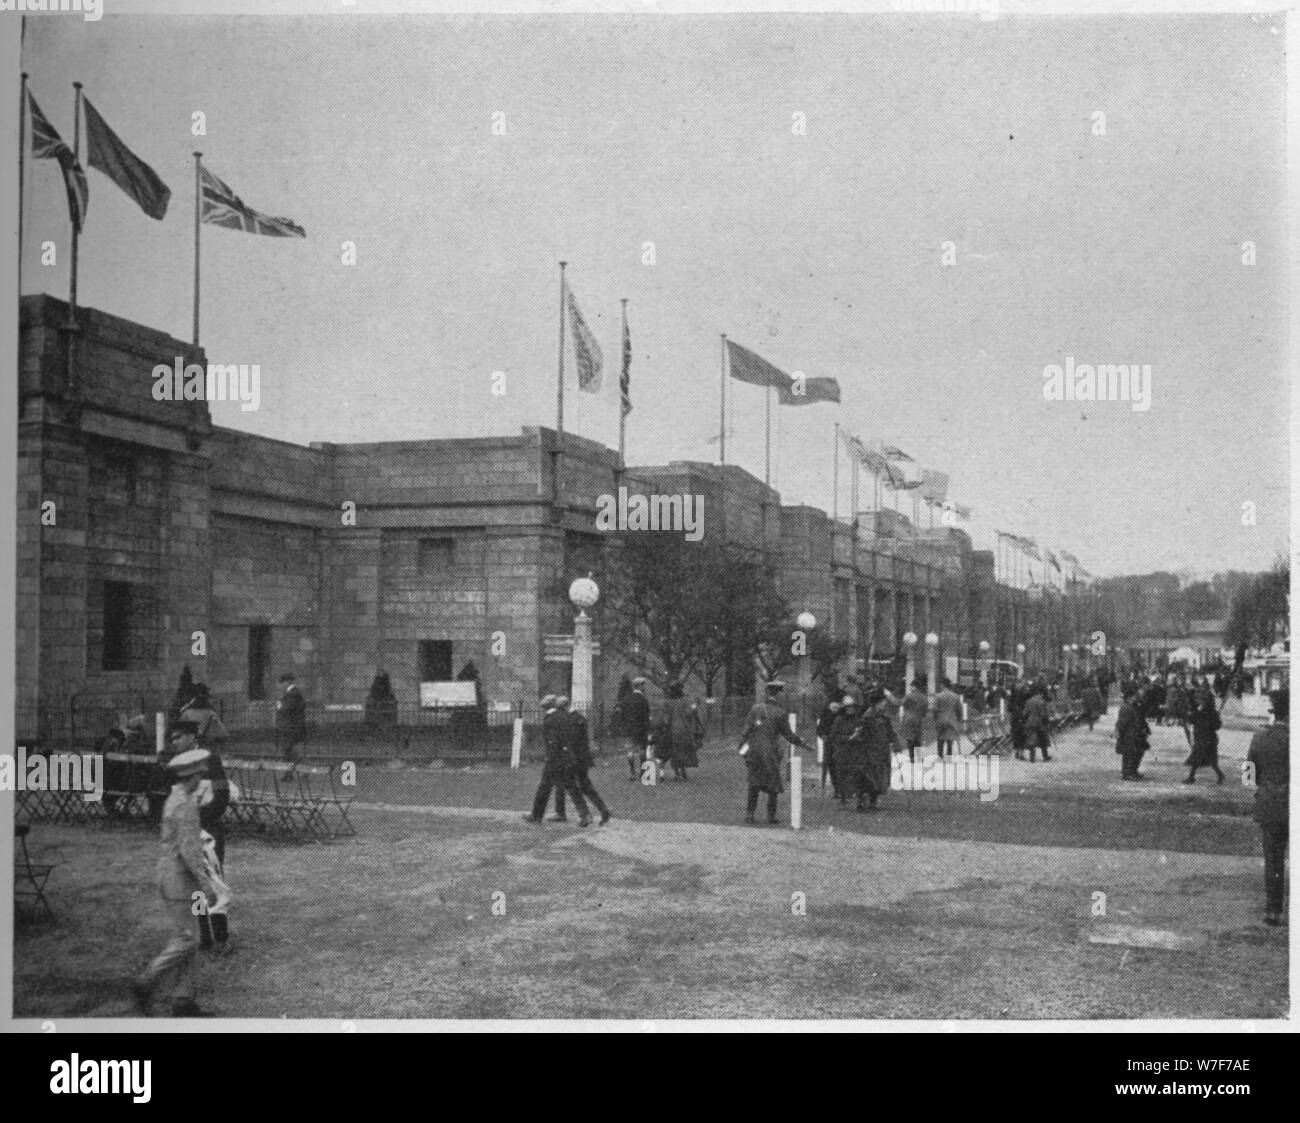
{"left": 132, "top": 748, "right": 219, "bottom": 1018}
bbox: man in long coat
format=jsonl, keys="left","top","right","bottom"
{"left": 932, "top": 679, "right": 963, "bottom": 759}
{"left": 737, "top": 681, "right": 805, "bottom": 825}
{"left": 1184, "top": 688, "right": 1225, "bottom": 784}
{"left": 275, "top": 674, "right": 308, "bottom": 763}
{"left": 1246, "top": 689, "right": 1288, "bottom": 925}
{"left": 1115, "top": 683, "right": 1150, "bottom": 780}
{"left": 132, "top": 749, "right": 219, "bottom": 1017}
{"left": 553, "top": 696, "right": 610, "bottom": 825}
{"left": 899, "top": 675, "right": 930, "bottom": 763}
{"left": 830, "top": 696, "right": 865, "bottom": 809}
{"left": 1022, "top": 683, "right": 1053, "bottom": 762}
{"left": 622, "top": 677, "right": 652, "bottom": 781}
{"left": 524, "top": 695, "right": 589, "bottom": 826}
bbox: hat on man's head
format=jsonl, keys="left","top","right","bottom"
{"left": 166, "top": 748, "right": 210, "bottom": 777}
{"left": 170, "top": 720, "right": 200, "bottom": 739}
{"left": 539, "top": 694, "right": 558, "bottom": 709}
{"left": 125, "top": 714, "right": 146, "bottom": 732}
{"left": 631, "top": 676, "right": 648, "bottom": 687}
{"left": 554, "top": 695, "right": 571, "bottom": 709}
{"left": 765, "top": 680, "right": 785, "bottom": 692}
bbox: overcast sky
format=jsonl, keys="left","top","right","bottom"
{"left": 20, "top": 9, "right": 1288, "bottom": 578}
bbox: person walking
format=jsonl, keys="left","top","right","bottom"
{"left": 658, "top": 681, "right": 701, "bottom": 780}
{"left": 1081, "top": 676, "right": 1104, "bottom": 732}
{"left": 552, "top": 697, "right": 611, "bottom": 825}
{"left": 899, "top": 674, "right": 929, "bottom": 763}
{"left": 622, "top": 677, "right": 652, "bottom": 781}
{"left": 524, "top": 695, "right": 589, "bottom": 826}
{"left": 829, "top": 696, "right": 865, "bottom": 810}
{"left": 275, "top": 673, "right": 308, "bottom": 763}
{"left": 1022, "top": 682, "right": 1053, "bottom": 762}
{"left": 132, "top": 749, "right": 220, "bottom": 1018}
{"left": 1115, "top": 683, "right": 1150, "bottom": 780}
{"left": 168, "top": 719, "right": 233, "bottom": 954}
{"left": 817, "top": 699, "right": 842, "bottom": 797}
{"left": 1009, "top": 679, "right": 1031, "bottom": 761}
{"left": 858, "top": 687, "right": 897, "bottom": 812}
{"left": 932, "top": 678, "right": 963, "bottom": 759}
{"left": 1184, "top": 688, "right": 1225, "bottom": 784}
{"left": 1246, "top": 689, "right": 1288, "bottom": 926}
{"left": 737, "top": 681, "right": 805, "bottom": 825}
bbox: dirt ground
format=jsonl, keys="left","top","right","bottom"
{"left": 11, "top": 715, "right": 1288, "bottom": 1022}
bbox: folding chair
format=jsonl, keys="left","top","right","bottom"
{"left": 14, "top": 824, "right": 56, "bottom": 920}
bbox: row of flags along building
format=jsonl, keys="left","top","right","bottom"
{"left": 22, "top": 81, "right": 1091, "bottom": 583}
{"left": 20, "top": 78, "right": 305, "bottom": 345}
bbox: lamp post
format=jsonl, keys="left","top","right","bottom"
{"left": 795, "top": 611, "right": 817, "bottom": 733}
{"left": 568, "top": 574, "right": 599, "bottom": 714}
{"left": 925, "top": 632, "right": 939, "bottom": 696}
{"left": 903, "top": 632, "right": 918, "bottom": 690}
{"left": 1016, "top": 642, "right": 1027, "bottom": 680}
{"left": 978, "top": 639, "right": 991, "bottom": 688}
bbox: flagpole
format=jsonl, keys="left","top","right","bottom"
{"left": 553, "top": 261, "right": 567, "bottom": 511}
{"left": 832, "top": 422, "right": 839, "bottom": 522}
{"left": 719, "top": 333, "right": 727, "bottom": 468}
{"left": 618, "top": 298, "right": 628, "bottom": 474}
{"left": 192, "top": 152, "right": 202, "bottom": 345}
{"left": 68, "top": 81, "right": 82, "bottom": 326}
{"left": 764, "top": 383, "right": 771, "bottom": 488}
{"left": 556, "top": 262, "right": 567, "bottom": 439}
{"left": 18, "top": 73, "right": 27, "bottom": 294}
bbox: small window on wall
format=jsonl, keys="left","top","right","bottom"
{"left": 419, "top": 538, "right": 455, "bottom": 574}
{"left": 101, "top": 455, "right": 136, "bottom": 506}
{"left": 101, "top": 581, "right": 158, "bottom": 671}
{"left": 418, "top": 640, "right": 453, "bottom": 683}
{"left": 248, "top": 625, "right": 272, "bottom": 701}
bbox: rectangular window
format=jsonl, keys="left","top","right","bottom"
{"left": 419, "top": 538, "right": 455, "bottom": 573}
{"left": 248, "top": 625, "right": 272, "bottom": 701}
{"left": 418, "top": 640, "right": 453, "bottom": 683}
{"left": 102, "top": 581, "right": 133, "bottom": 671}
{"left": 100, "top": 454, "right": 135, "bottom": 506}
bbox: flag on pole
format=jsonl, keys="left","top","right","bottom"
{"left": 1046, "top": 549, "right": 1062, "bottom": 573}
{"left": 840, "top": 429, "right": 867, "bottom": 461}
{"left": 725, "top": 339, "right": 789, "bottom": 389}
{"left": 860, "top": 445, "right": 889, "bottom": 478}
{"left": 777, "top": 374, "right": 841, "bottom": 406}
{"left": 27, "top": 90, "right": 87, "bottom": 232}
{"left": 949, "top": 503, "right": 972, "bottom": 520}
{"left": 894, "top": 479, "right": 924, "bottom": 491}
{"left": 1020, "top": 538, "right": 1042, "bottom": 561}
{"left": 201, "top": 164, "right": 306, "bottom": 237}
{"left": 566, "top": 288, "right": 603, "bottom": 392}
{"left": 620, "top": 308, "right": 632, "bottom": 416}
{"left": 83, "top": 96, "right": 170, "bottom": 220}
{"left": 882, "top": 445, "right": 914, "bottom": 462}
{"left": 921, "top": 469, "right": 949, "bottom": 504}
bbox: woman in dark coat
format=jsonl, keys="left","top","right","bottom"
{"left": 1184, "top": 690, "right": 1225, "bottom": 784}
{"left": 830, "top": 697, "right": 865, "bottom": 809}
{"left": 658, "top": 681, "right": 701, "bottom": 780}
{"left": 858, "top": 688, "right": 897, "bottom": 811}
{"left": 1081, "top": 678, "right": 1104, "bottom": 732}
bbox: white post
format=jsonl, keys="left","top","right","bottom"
{"left": 788, "top": 712, "right": 797, "bottom": 735}
{"left": 816, "top": 736, "right": 825, "bottom": 790}
{"left": 571, "top": 610, "right": 594, "bottom": 713}
{"left": 155, "top": 712, "right": 166, "bottom": 755}
{"left": 790, "top": 753, "right": 803, "bottom": 830}
{"left": 510, "top": 717, "right": 523, "bottom": 769}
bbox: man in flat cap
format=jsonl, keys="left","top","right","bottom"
{"left": 132, "top": 748, "right": 219, "bottom": 1017}
{"left": 737, "top": 681, "right": 806, "bottom": 825}
{"left": 550, "top": 696, "right": 612, "bottom": 825}
{"left": 524, "top": 695, "right": 590, "bottom": 826}
{"left": 275, "top": 673, "right": 308, "bottom": 763}
{"left": 622, "top": 676, "right": 652, "bottom": 781}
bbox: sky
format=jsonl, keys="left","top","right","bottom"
{"left": 18, "top": 8, "right": 1290, "bottom": 578}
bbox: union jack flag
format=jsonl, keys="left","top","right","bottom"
{"left": 27, "top": 90, "right": 88, "bottom": 232}
{"left": 200, "top": 163, "right": 305, "bottom": 238}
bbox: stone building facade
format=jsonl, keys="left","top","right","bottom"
{"left": 17, "top": 295, "right": 1018, "bottom": 720}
